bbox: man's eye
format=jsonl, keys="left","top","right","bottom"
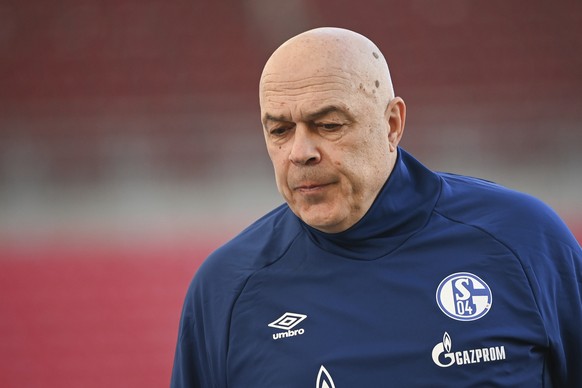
{"left": 270, "top": 126, "right": 291, "bottom": 136}
{"left": 317, "top": 123, "right": 342, "bottom": 130}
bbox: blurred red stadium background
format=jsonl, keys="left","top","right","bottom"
{"left": 1, "top": 1, "right": 581, "bottom": 387}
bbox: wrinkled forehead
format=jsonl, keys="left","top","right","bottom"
{"left": 259, "top": 67, "right": 375, "bottom": 126}
{"left": 260, "top": 65, "right": 357, "bottom": 101}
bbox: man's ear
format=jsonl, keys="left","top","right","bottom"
{"left": 385, "top": 97, "right": 406, "bottom": 152}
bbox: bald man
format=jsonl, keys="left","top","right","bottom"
{"left": 259, "top": 28, "right": 404, "bottom": 234}
{"left": 171, "top": 28, "right": 582, "bottom": 387}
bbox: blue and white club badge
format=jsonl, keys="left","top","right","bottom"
{"left": 436, "top": 272, "right": 492, "bottom": 321}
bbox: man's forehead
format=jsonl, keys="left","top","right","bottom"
{"left": 260, "top": 65, "right": 356, "bottom": 98}
{"left": 260, "top": 66, "right": 359, "bottom": 105}
{"left": 262, "top": 62, "right": 353, "bottom": 80}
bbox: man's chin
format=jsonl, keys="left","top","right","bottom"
{"left": 297, "top": 210, "right": 345, "bottom": 233}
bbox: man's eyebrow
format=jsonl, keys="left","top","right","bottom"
{"left": 263, "top": 105, "right": 349, "bottom": 125}
{"left": 263, "top": 113, "right": 290, "bottom": 125}
{"left": 304, "top": 105, "right": 346, "bottom": 121}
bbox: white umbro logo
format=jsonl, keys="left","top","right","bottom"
{"left": 268, "top": 312, "right": 307, "bottom": 340}
{"left": 268, "top": 312, "right": 307, "bottom": 330}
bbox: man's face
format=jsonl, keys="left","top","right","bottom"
{"left": 260, "top": 66, "right": 394, "bottom": 233}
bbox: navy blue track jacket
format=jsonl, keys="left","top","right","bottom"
{"left": 171, "top": 149, "right": 582, "bottom": 387}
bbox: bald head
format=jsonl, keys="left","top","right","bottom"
{"left": 258, "top": 27, "right": 406, "bottom": 233}
{"left": 260, "top": 27, "right": 395, "bottom": 108}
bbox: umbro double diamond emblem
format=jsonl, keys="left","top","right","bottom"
{"left": 268, "top": 312, "right": 307, "bottom": 340}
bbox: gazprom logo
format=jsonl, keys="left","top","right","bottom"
{"left": 436, "top": 272, "right": 492, "bottom": 321}
{"left": 432, "top": 332, "right": 506, "bottom": 367}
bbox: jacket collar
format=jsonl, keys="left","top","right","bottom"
{"left": 301, "top": 148, "right": 441, "bottom": 260}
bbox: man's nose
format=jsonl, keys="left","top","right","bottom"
{"left": 289, "top": 125, "right": 321, "bottom": 165}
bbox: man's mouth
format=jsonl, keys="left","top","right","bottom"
{"left": 294, "top": 182, "right": 333, "bottom": 193}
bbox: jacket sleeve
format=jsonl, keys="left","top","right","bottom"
{"left": 170, "top": 244, "right": 255, "bottom": 388}
{"left": 170, "top": 207, "right": 295, "bottom": 387}
{"left": 525, "top": 236, "right": 582, "bottom": 387}
{"left": 515, "top": 208, "right": 582, "bottom": 386}
{"left": 169, "top": 256, "right": 233, "bottom": 388}
{"left": 170, "top": 275, "right": 215, "bottom": 388}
